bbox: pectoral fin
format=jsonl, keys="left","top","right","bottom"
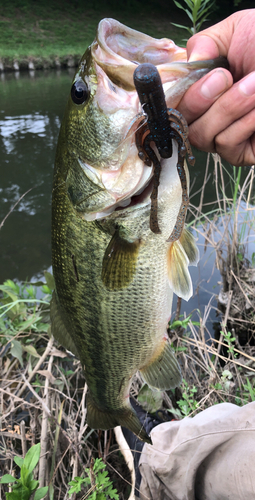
{"left": 179, "top": 228, "right": 199, "bottom": 266}
{"left": 140, "top": 337, "right": 182, "bottom": 390}
{"left": 167, "top": 227, "right": 199, "bottom": 300}
{"left": 86, "top": 393, "right": 152, "bottom": 444}
{"left": 102, "top": 232, "right": 140, "bottom": 290}
{"left": 50, "top": 291, "right": 79, "bottom": 358}
{"left": 167, "top": 239, "right": 192, "bottom": 301}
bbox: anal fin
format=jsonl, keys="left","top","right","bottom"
{"left": 86, "top": 393, "right": 152, "bottom": 444}
{"left": 140, "top": 337, "right": 182, "bottom": 390}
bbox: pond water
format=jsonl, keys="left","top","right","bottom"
{"left": 0, "top": 69, "right": 253, "bottom": 331}
{"left": 0, "top": 69, "right": 74, "bottom": 284}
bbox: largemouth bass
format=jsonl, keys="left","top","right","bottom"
{"left": 51, "top": 18, "right": 228, "bottom": 443}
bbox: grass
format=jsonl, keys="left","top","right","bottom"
{"left": 0, "top": 0, "right": 253, "bottom": 63}
{"left": 0, "top": 0, "right": 186, "bottom": 62}
{"left": 1, "top": 155, "right": 255, "bottom": 498}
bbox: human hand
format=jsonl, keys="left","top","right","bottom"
{"left": 178, "top": 9, "right": 255, "bottom": 166}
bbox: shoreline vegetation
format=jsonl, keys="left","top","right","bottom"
{"left": 0, "top": 0, "right": 184, "bottom": 73}
{"left": 0, "top": 0, "right": 252, "bottom": 72}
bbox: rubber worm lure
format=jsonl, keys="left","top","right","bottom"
{"left": 133, "top": 62, "right": 195, "bottom": 241}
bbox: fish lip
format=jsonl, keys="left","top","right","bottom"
{"left": 114, "top": 175, "right": 154, "bottom": 212}
{"left": 93, "top": 18, "right": 188, "bottom": 91}
{"left": 77, "top": 154, "right": 154, "bottom": 221}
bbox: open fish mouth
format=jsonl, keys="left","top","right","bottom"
{"left": 72, "top": 19, "right": 229, "bottom": 222}
{"left": 75, "top": 19, "right": 190, "bottom": 221}
{"left": 92, "top": 18, "right": 187, "bottom": 93}
{"left": 78, "top": 149, "right": 155, "bottom": 221}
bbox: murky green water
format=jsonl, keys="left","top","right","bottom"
{"left": 0, "top": 69, "right": 254, "bottom": 327}
{"left": 0, "top": 69, "right": 74, "bottom": 284}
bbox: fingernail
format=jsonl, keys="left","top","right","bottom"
{"left": 239, "top": 72, "right": 255, "bottom": 96}
{"left": 201, "top": 70, "right": 229, "bottom": 99}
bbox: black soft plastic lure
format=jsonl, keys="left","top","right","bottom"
{"left": 133, "top": 62, "right": 194, "bottom": 240}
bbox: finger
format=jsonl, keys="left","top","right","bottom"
{"left": 215, "top": 107, "right": 255, "bottom": 166}
{"left": 187, "top": 35, "right": 220, "bottom": 62}
{"left": 186, "top": 14, "right": 239, "bottom": 62}
{"left": 178, "top": 68, "right": 233, "bottom": 124}
{"left": 186, "top": 11, "right": 255, "bottom": 80}
{"left": 187, "top": 71, "right": 255, "bottom": 153}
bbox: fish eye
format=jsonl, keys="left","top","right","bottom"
{"left": 71, "top": 80, "right": 89, "bottom": 105}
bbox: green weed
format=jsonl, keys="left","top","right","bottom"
{"left": 68, "top": 458, "right": 119, "bottom": 499}
{"left": 176, "top": 379, "right": 199, "bottom": 417}
{"left": 0, "top": 0, "right": 184, "bottom": 60}
{"left": 235, "top": 378, "right": 255, "bottom": 406}
{"left": 0, "top": 277, "right": 52, "bottom": 370}
{"left": 221, "top": 330, "right": 238, "bottom": 359}
{"left": 172, "top": 0, "right": 215, "bottom": 36}
{"left": 0, "top": 443, "right": 48, "bottom": 500}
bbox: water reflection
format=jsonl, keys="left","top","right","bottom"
{"left": 0, "top": 114, "right": 59, "bottom": 152}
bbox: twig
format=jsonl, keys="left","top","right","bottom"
{"left": 70, "top": 428, "right": 79, "bottom": 500}
{"left": 20, "top": 374, "right": 51, "bottom": 415}
{"left": 198, "top": 152, "right": 211, "bottom": 213}
{"left": 214, "top": 290, "right": 233, "bottom": 369}
{"left": 39, "top": 352, "right": 54, "bottom": 488}
{"left": 230, "top": 270, "right": 254, "bottom": 308}
{"left": 114, "top": 427, "right": 136, "bottom": 500}
{"left": 0, "top": 187, "right": 34, "bottom": 230}
{"left": 17, "top": 336, "right": 54, "bottom": 399}
{"left": 175, "top": 297, "right": 182, "bottom": 322}
{"left": 20, "top": 420, "right": 27, "bottom": 457}
{"left": 78, "top": 383, "right": 88, "bottom": 441}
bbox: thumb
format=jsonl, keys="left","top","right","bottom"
{"left": 186, "top": 14, "right": 236, "bottom": 62}
{"left": 187, "top": 35, "right": 220, "bottom": 62}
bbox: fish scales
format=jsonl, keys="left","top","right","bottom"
{"left": 53, "top": 169, "right": 174, "bottom": 391}
{"left": 51, "top": 18, "right": 229, "bottom": 443}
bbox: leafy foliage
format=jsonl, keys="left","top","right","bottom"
{"left": 176, "top": 379, "right": 199, "bottom": 416}
{"left": 0, "top": 444, "right": 48, "bottom": 500}
{"left": 0, "top": 277, "right": 52, "bottom": 367}
{"left": 172, "top": 0, "right": 215, "bottom": 36}
{"left": 169, "top": 313, "right": 200, "bottom": 331}
{"left": 68, "top": 458, "right": 119, "bottom": 499}
{"left": 221, "top": 330, "right": 238, "bottom": 359}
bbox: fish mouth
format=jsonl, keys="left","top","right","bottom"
{"left": 79, "top": 142, "right": 180, "bottom": 222}
{"left": 80, "top": 152, "right": 154, "bottom": 221}
{"left": 76, "top": 20, "right": 229, "bottom": 222}
{"left": 93, "top": 19, "right": 227, "bottom": 107}
{"left": 92, "top": 18, "right": 187, "bottom": 95}
{"left": 115, "top": 174, "right": 154, "bottom": 211}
